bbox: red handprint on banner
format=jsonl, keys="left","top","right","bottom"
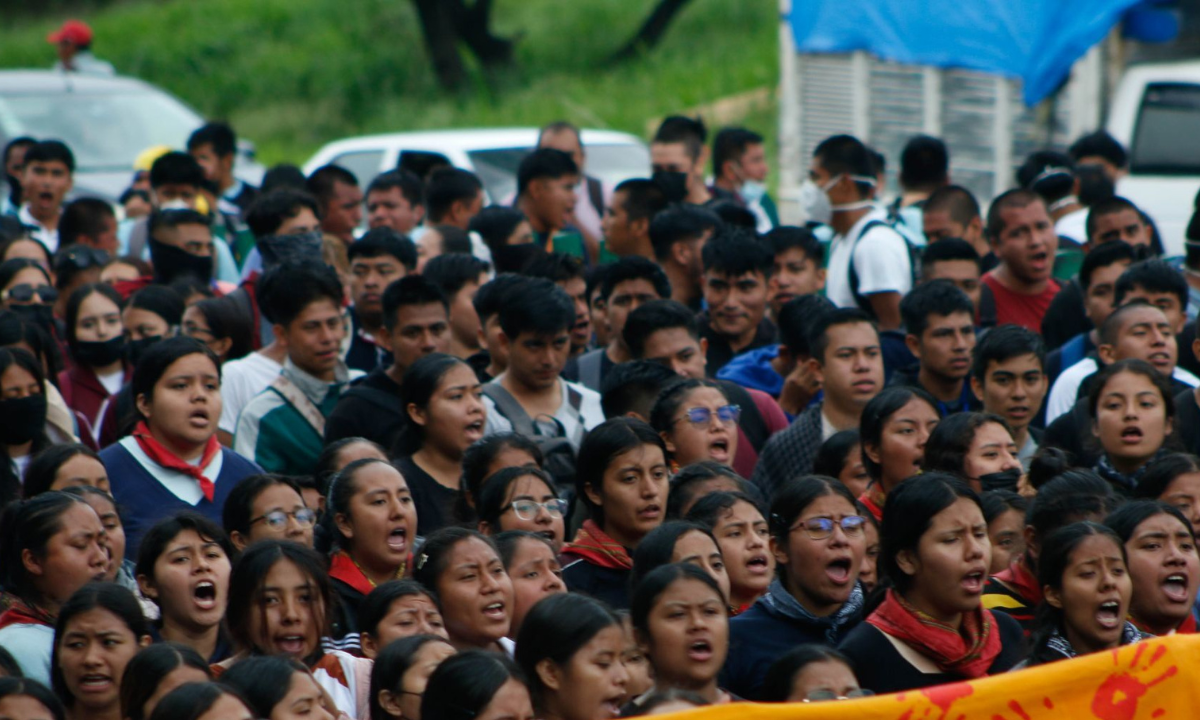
{"left": 1089, "top": 644, "right": 1176, "bottom": 720}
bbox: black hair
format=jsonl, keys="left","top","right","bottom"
{"left": 712, "top": 127, "right": 764, "bottom": 175}
{"left": 630, "top": 521, "right": 721, "bottom": 591}
{"left": 0, "top": 347, "right": 49, "bottom": 498}
{"left": 391, "top": 353, "right": 473, "bottom": 457}
{"left": 63, "top": 281, "right": 121, "bottom": 349}
{"left": 900, "top": 279, "right": 973, "bottom": 338}
{"left": 630, "top": 563, "right": 725, "bottom": 640}
{"left": 119, "top": 643, "right": 211, "bottom": 720}
{"left": 622, "top": 299, "right": 699, "bottom": 360}
{"left": 899, "top": 135, "right": 949, "bottom": 190}
{"left": 653, "top": 116, "right": 707, "bottom": 160}
{"left": 812, "top": 135, "right": 875, "bottom": 198}
{"left": 1017, "top": 150, "right": 1076, "bottom": 205}
{"left": 431, "top": 225, "right": 473, "bottom": 256}
{"left": 613, "top": 179, "right": 669, "bottom": 223}
{"left": 700, "top": 225, "right": 773, "bottom": 279}
{"left": 187, "top": 122, "right": 237, "bottom": 158}
{"left": 226, "top": 540, "right": 334, "bottom": 660}
{"left": 497, "top": 278, "right": 574, "bottom": 339}
{"left": 382, "top": 275, "right": 448, "bottom": 331}
{"left": 414, "top": 526, "right": 497, "bottom": 590}
{"left": 599, "top": 255, "right": 671, "bottom": 302}
{"left": 127, "top": 284, "right": 185, "bottom": 329}
{"left": 764, "top": 225, "right": 824, "bottom": 265}
{"left": 492, "top": 530, "right": 556, "bottom": 569}
{"left": 0, "top": 678, "right": 64, "bottom": 720}
{"left": 189, "top": 295, "right": 253, "bottom": 362}
{"left": 245, "top": 189, "right": 321, "bottom": 239}
{"left": 469, "top": 207, "right": 527, "bottom": 253}
{"left": 149, "top": 152, "right": 204, "bottom": 189}
{"left": 0, "top": 492, "right": 93, "bottom": 607}
{"left": 366, "top": 168, "right": 425, "bottom": 210}
{"left": 350, "top": 227, "right": 418, "bottom": 271}
{"left": 521, "top": 252, "right": 586, "bottom": 286}
{"left": 970, "top": 323, "right": 1045, "bottom": 384}
{"left": 1027, "top": 522, "right": 1126, "bottom": 665}
{"left": 1096, "top": 299, "right": 1161, "bottom": 347}
{"left": 649, "top": 206, "right": 721, "bottom": 261}
{"left": 313, "top": 437, "right": 387, "bottom": 498}
{"left": 0, "top": 309, "right": 62, "bottom": 379}
{"left": 51, "top": 583, "right": 151, "bottom": 706}
{"left": 260, "top": 261, "right": 343, "bottom": 328}
{"left": 459, "top": 433, "right": 545, "bottom": 522}
{"left": 220, "top": 655, "right": 311, "bottom": 719}
{"left": 135, "top": 512, "right": 235, "bottom": 589}
{"left": 517, "top": 149, "right": 579, "bottom": 197}
{"left": 576, "top": 417, "right": 668, "bottom": 526}
{"left": 221, "top": 473, "right": 305, "bottom": 540}
{"left": 1080, "top": 241, "right": 1140, "bottom": 296}
{"left": 980, "top": 489, "right": 1028, "bottom": 525}
{"left": 925, "top": 185, "right": 981, "bottom": 226}
{"left": 768, "top": 476, "right": 859, "bottom": 585}
{"left": 1113, "top": 258, "right": 1188, "bottom": 311}
{"left": 1085, "top": 197, "right": 1142, "bottom": 243}
{"left": 880, "top": 473, "right": 982, "bottom": 594}
{"left": 476, "top": 466, "right": 558, "bottom": 530}
{"left": 665, "top": 461, "right": 752, "bottom": 520}
{"left": 600, "top": 359, "right": 676, "bottom": 420}
{"left": 370, "top": 634, "right": 454, "bottom": 720}
{"left": 423, "top": 254, "right": 490, "bottom": 299}
{"left": 307, "top": 164, "right": 359, "bottom": 206}
{"left": 709, "top": 201, "right": 757, "bottom": 230}
{"left": 985, "top": 189, "right": 1046, "bottom": 242}
{"left": 1109, "top": 500, "right": 1196, "bottom": 549}
{"left": 648, "top": 377, "right": 729, "bottom": 438}
{"left": 24, "top": 140, "right": 75, "bottom": 174}
{"left": 685, "top": 490, "right": 767, "bottom": 531}
{"left": 58, "top": 198, "right": 116, "bottom": 248}
{"left": 471, "top": 274, "right": 528, "bottom": 326}
{"left": 760, "top": 645, "right": 857, "bottom": 703}
{"left": 421, "top": 650, "right": 527, "bottom": 720}
{"left": 0, "top": 257, "right": 51, "bottom": 292}
{"left": 922, "top": 412, "right": 1013, "bottom": 476}
{"left": 515, "top": 593, "right": 622, "bottom": 709}
{"left": 812, "top": 429, "right": 863, "bottom": 481}
{"left": 130, "top": 337, "right": 220, "bottom": 423}
{"left": 148, "top": 682, "right": 252, "bottom": 720}
{"left": 358, "top": 580, "right": 441, "bottom": 642}
{"left": 921, "top": 237, "right": 980, "bottom": 273}
{"left": 807, "top": 307, "right": 874, "bottom": 364}
{"left": 1027, "top": 470, "right": 1119, "bottom": 560}
{"left": 1135, "top": 453, "right": 1200, "bottom": 502}
{"left": 1087, "top": 358, "right": 1176, "bottom": 424}
{"left": 1069, "top": 130, "right": 1127, "bottom": 170}
{"left": 859, "top": 386, "right": 940, "bottom": 481}
{"left": 426, "top": 169, "right": 483, "bottom": 223}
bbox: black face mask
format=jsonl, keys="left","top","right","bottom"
{"left": 126, "top": 335, "right": 164, "bottom": 369}
{"left": 0, "top": 393, "right": 47, "bottom": 445}
{"left": 73, "top": 335, "right": 125, "bottom": 368}
{"left": 651, "top": 170, "right": 690, "bottom": 204}
{"left": 492, "top": 243, "right": 546, "bottom": 274}
{"left": 257, "top": 230, "right": 324, "bottom": 270}
{"left": 978, "top": 468, "right": 1022, "bottom": 493}
{"left": 149, "top": 237, "right": 213, "bottom": 285}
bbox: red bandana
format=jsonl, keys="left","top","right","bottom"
{"left": 0, "top": 600, "right": 54, "bottom": 631}
{"left": 1131, "top": 612, "right": 1198, "bottom": 636}
{"left": 868, "top": 589, "right": 1002, "bottom": 679}
{"left": 561, "top": 520, "right": 633, "bottom": 571}
{"left": 858, "top": 488, "right": 884, "bottom": 523}
{"left": 995, "top": 558, "right": 1042, "bottom": 606}
{"left": 329, "top": 550, "right": 409, "bottom": 596}
{"left": 133, "top": 420, "right": 221, "bottom": 502}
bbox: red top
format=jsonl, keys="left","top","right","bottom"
{"left": 982, "top": 273, "right": 1060, "bottom": 332}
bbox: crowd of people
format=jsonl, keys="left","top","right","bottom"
{"left": 0, "top": 97, "right": 1199, "bottom": 720}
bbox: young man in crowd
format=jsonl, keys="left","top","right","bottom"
{"left": 650, "top": 115, "right": 711, "bottom": 205}
{"left": 306, "top": 164, "right": 362, "bottom": 245}
{"left": 1044, "top": 241, "right": 1137, "bottom": 385}
{"left": 522, "top": 252, "right": 592, "bottom": 357}
{"left": 1069, "top": 129, "right": 1128, "bottom": 183}
{"left": 890, "top": 280, "right": 979, "bottom": 415}
{"left": 187, "top": 121, "right": 258, "bottom": 218}
{"left": 1047, "top": 258, "right": 1195, "bottom": 422}
{"left": 970, "top": 324, "right": 1048, "bottom": 467}
{"left": 922, "top": 184, "right": 994, "bottom": 271}
{"left": 425, "top": 167, "right": 485, "bottom": 230}
{"left": 622, "top": 299, "right": 790, "bottom": 479}
{"left": 326, "top": 275, "right": 451, "bottom": 448}
{"left": 599, "top": 359, "right": 677, "bottom": 422}
{"left": 920, "top": 238, "right": 983, "bottom": 318}
{"left": 1084, "top": 196, "right": 1151, "bottom": 251}
{"left": 58, "top": 197, "right": 118, "bottom": 256}
{"left": 481, "top": 279, "right": 605, "bottom": 453}
{"left": 817, "top": 134, "right": 912, "bottom": 330}
{"left": 751, "top": 308, "right": 885, "bottom": 499}
{"left": 146, "top": 209, "right": 216, "bottom": 287}
{"left": 345, "top": 227, "right": 417, "bottom": 372}
{"left": 422, "top": 254, "right": 490, "bottom": 361}
{"left": 18, "top": 140, "right": 74, "bottom": 252}
{"left": 566, "top": 256, "right": 670, "bottom": 391}
{"left": 234, "top": 262, "right": 362, "bottom": 475}
{"left": 365, "top": 169, "right": 425, "bottom": 234}
{"left": 893, "top": 134, "right": 949, "bottom": 233}
{"left": 538, "top": 121, "right": 606, "bottom": 260}
{"left": 602, "top": 178, "right": 668, "bottom": 260}
{"left": 711, "top": 127, "right": 776, "bottom": 231}
{"left": 700, "top": 226, "right": 776, "bottom": 373}
{"left": 649, "top": 204, "right": 720, "bottom": 311}
{"left": 979, "top": 189, "right": 1059, "bottom": 332}
{"left": 1017, "top": 150, "right": 1087, "bottom": 246}
{"left": 763, "top": 226, "right": 825, "bottom": 318}
{"left": 468, "top": 273, "right": 530, "bottom": 382}
{"left": 515, "top": 148, "right": 584, "bottom": 260}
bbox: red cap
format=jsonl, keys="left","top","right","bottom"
{"left": 47, "top": 20, "right": 93, "bottom": 47}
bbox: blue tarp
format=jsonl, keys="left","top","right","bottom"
{"left": 787, "top": 0, "right": 1145, "bottom": 105}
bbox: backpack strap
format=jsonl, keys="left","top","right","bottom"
{"left": 269, "top": 375, "right": 328, "bottom": 437}
{"left": 716, "top": 381, "right": 768, "bottom": 452}
{"left": 586, "top": 176, "right": 605, "bottom": 218}
{"left": 846, "top": 219, "right": 893, "bottom": 317}
{"left": 481, "top": 382, "right": 538, "bottom": 436}
{"left": 577, "top": 350, "right": 604, "bottom": 391}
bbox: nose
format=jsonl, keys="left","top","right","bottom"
{"left": 387, "top": 496, "right": 404, "bottom": 519}
{"left": 479, "top": 570, "right": 500, "bottom": 594}
{"left": 965, "top": 533, "right": 986, "bottom": 561}
{"left": 1001, "top": 451, "right": 1020, "bottom": 472}
{"left": 546, "top": 571, "right": 565, "bottom": 593}
{"left": 639, "top": 475, "right": 659, "bottom": 499}
{"left": 280, "top": 596, "right": 302, "bottom": 623}
{"left": 534, "top": 504, "right": 552, "bottom": 525}
{"left": 90, "top": 542, "right": 109, "bottom": 571}
{"left": 747, "top": 529, "right": 766, "bottom": 550}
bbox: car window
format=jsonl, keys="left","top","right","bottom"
{"left": 1130, "top": 83, "right": 1200, "bottom": 175}
{"left": 466, "top": 147, "right": 531, "bottom": 203}
{"left": 330, "top": 150, "right": 385, "bottom": 188}
{"left": 466, "top": 143, "right": 650, "bottom": 203}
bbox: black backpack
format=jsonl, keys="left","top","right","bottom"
{"left": 481, "top": 382, "right": 584, "bottom": 498}
{"left": 847, "top": 219, "right": 923, "bottom": 319}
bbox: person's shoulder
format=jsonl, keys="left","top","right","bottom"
{"left": 563, "top": 379, "right": 602, "bottom": 404}
{"left": 837, "top": 618, "right": 885, "bottom": 654}
{"left": 218, "top": 447, "right": 261, "bottom": 473}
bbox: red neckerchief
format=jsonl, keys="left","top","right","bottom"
{"left": 328, "top": 550, "right": 410, "bottom": 596}
{"left": 561, "top": 520, "right": 633, "bottom": 571}
{"left": 242, "top": 274, "right": 262, "bottom": 351}
{"left": 132, "top": 420, "right": 221, "bottom": 502}
{"left": 868, "top": 589, "right": 1002, "bottom": 679}
{"left": 858, "top": 488, "right": 884, "bottom": 523}
{"left": 0, "top": 600, "right": 54, "bottom": 631}
{"left": 994, "top": 557, "right": 1042, "bottom": 606}
{"left": 112, "top": 275, "right": 152, "bottom": 300}
{"left": 1131, "top": 612, "right": 1198, "bottom": 636}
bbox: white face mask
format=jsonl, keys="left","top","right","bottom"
{"left": 740, "top": 179, "right": 767, "bottom": 205}
{"left": 159, "top": 198, "right": 191, "bottom": 211}
{"left": 798, "top": 176, "right": 836, "bottom": 225}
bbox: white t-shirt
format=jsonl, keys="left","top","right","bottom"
{"left": 219, "top": 352, "right": 283, "bottom": 434}
{"left": 96, "top": 369, "right": 124, "bottom": 396}
{"left": 1046, "top": 357, "right": 1200, "bottom": 423}
{"left": 482, "top": 378, "right": 604, "bottom": 453}
{"left": 825, "top": 209, "right": 913, "bottom": 309}
{"left": 1056, "top": 208, "right": 1088, "bottom": 246}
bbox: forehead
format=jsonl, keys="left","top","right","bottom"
{"left": 1089, "top": 259, "right": 1132, "bottom": 285}
{"left": 923, "top": 209, "right": 959, "bottom": 228}
{"left": 651, "top": 143, "right": 691, "bottom": 164}
{"left": 926, "top": 259, "right": 979, "bottom": 280}
{"left": 611, "top": 277, "right": 660, "bottom": 296}
{"left": 986, "top": 353, "right": 1042, "bottom": 374}
{"left": 922, "top": 310, "right": 974, "bottom": 329}
{"left": 705, "top": 269, "right": 765, "bottom": 284}
{"left": 1102, "top": 369, "right": 1160, "bottom": 394}
{"left": 1095, "top": 208, "right": 1141, "bottom": 227}
{"left": 539, "top": 129, "right": 582, "bottom": 153}
{"left": 396, "top": 301, "right": 449, "bottom": 325}
{"left": 825, "top": 320, "right": 878, "bottom": 346}
{"left": 1115, "top": 306, "right": 1169, "bottom": 333}
{"left": 680, "top": 385, "right": 727, "bottom": 406}
{"left": 998, "top": 201, "right": 1050, "bottom": 229}
{"left": 352, "top": 253, "right": 402, "bottom": 266}
{"left": 646, "top": 326, "right": 699, "bottom": 352}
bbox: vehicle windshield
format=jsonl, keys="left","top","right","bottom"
{"left": 467, "top": 143, "right": 650, "bottom": 201}
{"left": 1130, "top": 83, "right": 1200, "bottom": 175}
{"left": 0, "top": 90, "right": 201, "bottom": 172}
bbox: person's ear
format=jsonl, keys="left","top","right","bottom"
{"left": 862, "top": 441, "right": 882, "bottom": 467}
{"left": 1024, "top": 525, "right": 1038, "bottom": 563}
{"left": 815, "top": 267, "right": 827, "bottom": 290}
{"left": 659, "top": 431, "right": 677, "bottom": 455}
{"left": 414, "top": 205, "right": 427, "bottom": 226}
{"left": 139, "top": 634, "right": 153, "bottom": 649}
{"left": 134, "top": 392, "right": 152, "bottom": 423}
{"left": 904, "top": 333, "right": 922, "bottom": 358}
{"left": 478, "top": 519, "right": 493, "bottom": 536}
{"left": 1044, "top": 584, "right": 1063, "bottom": 610}
{"left": 210, "top": 336, "right": 232, "bottom": 359}
{"left": 1097, "top": 343, "right": 1116, "bottom": 366}
{"left": 970, "top": 376, "right": 985, "bottom": 403}
{"left": 1166, "top": 416, "right": 1174, "bottom": 438}
{"left": 624, "top": 411, "right": 648, "bottom": 423}
{"left": 671, "top": 241, "right": 691, "bottom": 268}
{"left": 136, "top": 574, "right": 158, "bottom": 600}
{"left": 698, "top": 337, "right": 709, "bottom": 366}
{"left": 769, "top": 535, "right": 788, "bottom": 568}
{"left": 497, "top": 329, "right": 512, "bottom": 356}
{"left": 536, "top": 659, "right": 563, "bottom": 692}
{"left": 584, "top": 481, "right": 603, "bottom": 510}
{"left": 895, "top": 548, "right": 919, "bottom": 578}
{"left": 1192, "top": 338, "right": 1200, "bottom": 365}
{"left": 378, "top": 690, "right": 405, "bottom": 719}
{"left": 807, "top": 357, "right": 825, "bottom": 387}
{"left": 272, "top": 323, "right": 287, "bottom": 345}
{"left": 229, "top": 531, "right": 248, "bottom": 553}
{"left": 407, "top": 402, "right": 428, "bottom": 427}
{"left": 529, "top": 178, "right": 547, "bottom": 202}
{"left": 630, "top": 216, "right": 650, "bottom": 240}
{"left": 334, "top": 512, "right": 355, "bottom": 544}
{"left": 360, "top": 632, "right": 378, "bottom": 660}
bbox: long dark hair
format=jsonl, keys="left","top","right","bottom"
{"left": 575, "top": 417, "right": 667, "bottom": 525}
{"left": 879, "top": 472, "right": 981, "bottom": 595}
{"left": 52, "top": 583, "right": 151, "bottom": 707}
{"left": 393, "top": 353, "right": 473, "bottom": 457}
{"left": 1135, "top": 453, "right": 1200, "bottom": 501}
{"left": 0, "top": 347, "right": 50, "bottom": 505}
{"left": 22, "top": 444, "right": 103, "bottom": 499}
{"left": 119, "top": 643, "right": 211, "bottom": 720}
{"left": 64, "top": 282, "right": 123, "bottom": 349}
{"left": 130, "top": 336, "right": 221, "bottom": 424}
{"left": 421, "top": 650, "right": 527, "bottom": 720}
{"left": 515, "top": 594, "right": 622, "bottom": 710}
{"left": 923, "top": 412, "right": 1013, "bottom": 477}
{"left": 0, "top": 492, "right": 94, "bottom": 608}
{"left": 0, "top": 677, "right": 65, "bottom": 720}
{"left": 220, "top": 655, "right": 311, "bottom": 719}
{"left": 148, "top": 682, "right": 252, "bottom": 720}
{"left": 371, "top": 634, "right": 455, "bottom": 720}
{"left": 859, "top": 386, "right": 940, "bottom": 481}
{"left": 630, "top": 521, "right": 720, "bottom": 592}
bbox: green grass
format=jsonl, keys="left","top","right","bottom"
{"left": 0, "top": 0, "right": 778, "bottom": 167}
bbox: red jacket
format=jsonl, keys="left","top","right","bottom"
{"left": 58, "top": 363, "right": 130, "bottom": 449}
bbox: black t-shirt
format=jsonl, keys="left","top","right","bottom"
{"left": 701, "top": 315, "right": 777, "bottom": 375}
{"left": 1040, "top": 280, "right": 1089, "bottom": 352}
{"left": 1175, "top": 387, "right": 1200, "bottom": 456}
{"left": 393, "top": 456, "right": 459, "bottom": 537}
{"left": 324, "top": 368, "right": 405, "bottom": 449}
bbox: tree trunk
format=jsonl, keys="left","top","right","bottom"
{"left": 412, "top": 0, "right": 468, "bottom": 90}
{"left": 612, "top": 0, "right": 695, "bottom": 62}
{"left": 454, "top": 0, "right": 515, "bottom": 67}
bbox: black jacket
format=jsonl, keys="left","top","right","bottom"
{"left": 324, "top": 368, "right": 405, "bottom": 450}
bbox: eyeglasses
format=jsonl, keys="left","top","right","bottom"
{"left": 803, "top": 689, "right": 874, "bottom": 702}
{"left": 789, "top": 515, "right": 867, "bottom": 540}
{"left": 250, "top": 508, "right": 318, "bottom": 529}
{"left": 673, "top": 404, "right": 741, "bottom": 427}
{"left": 2, "top": 284, "right": 57, "bottom": 305}
{"left": 183, "top": 322, "right": 215, "bottom": 339}
{"left": 57, "top": 246, "right": 110, "bottom": 270}
{"left": 507, "top": 499, "right": 569, "bottom": 521}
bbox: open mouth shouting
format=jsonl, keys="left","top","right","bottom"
{"left": 188, "top": 407, "right": 211, "bottom": 429}
{"left": 1120, "top": 425, "right": 1145, "bottom": 446}
{"left": 482, "top": 600, "right": 507, "bottom": 623}
{"left": 707, "top": 436, "right": 732, "bottom": 464}
{"left": 386, "top": 525, "right": 409, "bottom": 555}
{"left": 464, "top": 418, "right": 485, "bottom": 442}
{"left": 825, "top": 556, "right": 853, "bottom": 586}
{"left": 1095, "top": 599, "right": 1123, "bottom": 631}
{"left": 193, "top": 580, "right": 218, "bottom": 611}
{"left": 746, "top": 552, "right": 771, "bottom": 577}
{"left": 637, "top": 503, "right": 662, "bottom": 524}
{"left": 77, "top": 673, "right": 113, "bottom": 694}
{"left": 686, "top": 638, "right": 715, "bottom": 663}
{"left": 960, "top": 568, "right": 986, "bottom": 596}
{"left": 275, "top": 634, "right": 309, "bottom": 656}
{"left": 1162, "top": 573, "right": 1191, "bottom": 604}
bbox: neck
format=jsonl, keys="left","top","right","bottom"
{"left": 917, "top": 367, "right": 964, "bottom": 404}
{"left": 713, "top": 175, "right": 738, "bottom": 193}
{"left": 7, "top": 440, "right": 32, "bottom": 458}
{"left": 900, "top": 190, "right": 930, "bottom": 207}
{"left": 1134, "top": 613, "right": 1178, "bottom": 637}
{"left": 631, "top": 238, "right": 655, "bottom": 260}
{"left": 663, "top": 263, "right": 699, "bottom": 307}
{"left": 1110, "top": 452, "right": 1152, "bottom": 476}
{"left": 28, "top": 203, "right": 59, "bottom": 228}
{"left": 293, "top": 359, "right": 335, "bottom": 383}
{"left": 218, "top": 175, "right": 236, "bottom": 195}
{"left": 448, "top": 335, "right": 480, "bottom": 359}
{"left": 605, "top": 340, "right": 631, "bottom": 364}
{"left": 499, "top": 371, "right": 558, "bottom": 404}
{"left": 485, "top": 357, "right": 506, "bottom": 379}
{"left": 93, "top": 359, "right": 123, "bottom": 377}
{"left": 517, "top": 198, "right": 555, "bottom": 235}
{"left": 724, "top": 324, "right": 758, "bottom": 355}
{"left": 831, "top": 206, "right": 871, "bottom": 236}
{"left": 729, "top": 585, "right": 763, "bottom": 611}
{"left": 903, "top": 590, "right": 962, "bottom": 630}
{"left": 352, "top": 550, "right": 404, "bottom": 588}
{"left": 1064, "top": 624, "right": 1115, "bottom": 656}
{"left": 261, "top": 341, "right": 288, "bottom": 364}
{"left": 411, "top": 446, "right": 463, "bottom": 490}
{"left": 386, "top": 363, "right": 406, "bottom": 387}
{"left": 160, "top": 619, "right": 219, "bottom": 661}
{"left": 1088, "top": 328, "right": 1101, "bottom": 346}
{"left": 69, "top": 706, "right": 121, "bottom": 720}
{"left": 992, "top": 264, "right": 1048, "bottom": 296}
{"left": 657, "top": 678, "right": 721, "bottom": 705}
{"left": 449, "top": 635, "right": 504, "bottom": 654}
{"left": 1010, "top": 422, "right": 1030, "bottom": 450}
{"left": 358, "top": 311, "right": 383, "bottom": 334}
{"left": 783, "top": 574, "right": 840, "bottom": 618}
{"left": 599, "top": 520, "right": 640, "bottom": 551}
{"left": 686, "top": 181, "right": 711, "bottom": 206}
{"left": 150, "top": 425, "right": 208, "bottom": 461}
{"left": 971, "top": 237, "right": 990, "bottom": 260}
{"left": 820, "top": 396, "right": 862, "bottom": 434}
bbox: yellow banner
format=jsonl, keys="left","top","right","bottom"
{"left": 677, "top": 634, "right": 1200, "bottom": 720}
